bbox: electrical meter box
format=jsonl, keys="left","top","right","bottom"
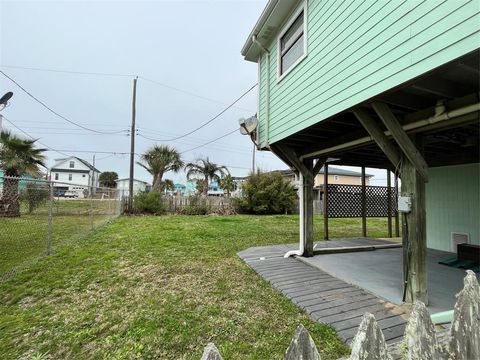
{"left": 398, "top": 196, "right": 412, "bottom": 213}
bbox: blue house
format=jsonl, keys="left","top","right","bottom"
{"left": 0, "top": 170, "right": 44, "bottom": 191}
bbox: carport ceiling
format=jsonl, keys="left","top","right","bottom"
{"left": 274, "top": 50, "right": 479, "bottom": 169}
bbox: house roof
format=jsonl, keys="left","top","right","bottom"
{"left": 52, "top": 156, "right": 100, "bottom": 173}
{"left": 241, "top": 0, "right": 300, "bottom": 62}
{"left": 273, "top": 166, "right": 373, "bottom": 178}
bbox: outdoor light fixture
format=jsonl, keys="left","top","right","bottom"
{"left": 238, "top": 115, "right": 258, "bottom": 145}
{"left": 0, "top": 91, "right": 13, "bottom": 111}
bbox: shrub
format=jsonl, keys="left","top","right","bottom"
{"left": 133, "top": 191, "right": 166, "bottom": 215}
{"left": 19, "top": 183, "right": 50, "bottom": 214}
{"left": 182, "top": 195, "right": 211, "bottom": 215}
{"left": 235, "top": 171, "right": 297, "bottom": 214}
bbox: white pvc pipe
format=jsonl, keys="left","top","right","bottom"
{"left": 284, "top": 173, "right": 304, "bottom": 258}
{"left": 301, "top": 102, "right": 480, "bottom": 160}
{"left": 252, "top": 35, "right": 271, "bottom": 146}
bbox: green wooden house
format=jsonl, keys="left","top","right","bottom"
{"left": 242, "top": 0, "right": 479, "bottom": 304}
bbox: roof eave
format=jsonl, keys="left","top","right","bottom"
{"left": 241, "top": 0, "right": 280, "bottom": 62}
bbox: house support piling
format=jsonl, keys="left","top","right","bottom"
{"left": 354, "top": 103, "right": 429, "bottom": 304}
{"left": 394, "top": 173, "right": 400, "bottom": 237}
{"left": 361, "top": 166, "right": 367, "bottom": 237}
{"left": 400, "top": 136, "right": 428, "bottom": 304}
{"left": 273, "top": 145, "right": 324, "bottom": 257}
{"left": 387, "top": 170, "right": 393, "bottom": 238}
{"left": 323, "top": 164, "right": 329, "bottom": 240}
{"left": 370, "top": 103, "right": 428, "bottom": 304}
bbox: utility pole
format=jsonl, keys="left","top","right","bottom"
{"left": 128, "top": 77, "right": 138, "bottom": 212}
{"left": 252, "top": 143, "right": 256, "bottom": 173}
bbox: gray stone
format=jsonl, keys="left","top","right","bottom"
{"left": 449, "top": 270, "right": 480, "bottom": 360}
{"left": 284, "top": 324, "right": 321, "bottom": 360}
{"left": 349, "top": 313, "right": 392, "bottom": 360}
{"left": 200, "top": 343, "right": 223, "bottom": 360}
{"left": 403, "top": 301, "right": 439, "bottom": 360}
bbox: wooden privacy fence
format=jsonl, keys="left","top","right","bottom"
{"left": 200, "top": 271, "right": 479, "bottom": 359}
{"left": 163, "top": 196, "right": 235, "bottom": 215}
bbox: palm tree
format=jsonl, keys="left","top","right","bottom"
{"left": 99, "top": 171, "right": 118, "bottom": 188}
{"left": 185, "top": 158, "right": 229, "bottom": 195}
{"left": 159, "top": 179, "right": 175, "bottom": 193}
{"left": 137, "top": 145, "right": 183, "bottom": 192}
{"left": 0, "top": 131, "right": 46, "bottom": 217}
{"left": 219, "top": 174, "right": 236, "bottom": 197}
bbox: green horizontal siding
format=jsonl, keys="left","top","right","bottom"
{"left": 257, "top": 0, "right": 480, "bottom": 145}
{"left": 426, "top": 164, "right": 480, "bottom": 252}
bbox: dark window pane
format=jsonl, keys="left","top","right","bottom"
{"left": 281, "top": 34, "right": 304, "bottom": 73}
{"left": 280, "top": 11, "right": 304, "bottom": 53}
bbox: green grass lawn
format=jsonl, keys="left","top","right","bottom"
{"left": 0, "top": 215, "right": 390, "bottom": 359}
{"left": 0, "top": 199, "right": 119, "bottom": 275}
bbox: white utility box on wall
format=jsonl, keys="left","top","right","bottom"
{"left": 398, "top": 196, "right": 412, "bottom": 213}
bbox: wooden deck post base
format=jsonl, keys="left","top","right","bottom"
{"left": 271, "top": 145, "right": 322, "bottom": 258}
{"left": 303, "top": 159, "right": 314, "bottom": 257}
{"left": 402, "top": 159, "right": 428, "bottom": 304}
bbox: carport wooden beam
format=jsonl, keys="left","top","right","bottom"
{"left": 372, "top": 102, "right": 429, "bottom": 181}
{"left": 354, "top": 103, "right": 429, "bottom": 304}
{"left": 352, "top": 107, "right": 402, "bottom": 169}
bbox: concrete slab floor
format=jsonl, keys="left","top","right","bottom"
{"left": 300, "top": 247, "right": 479, "bottom": 314}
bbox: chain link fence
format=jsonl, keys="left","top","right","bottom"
{"left": 0, "top": 176, "right": 125, "bottom": 280}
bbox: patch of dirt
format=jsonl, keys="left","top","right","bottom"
{"left": 18, "top": 296, "right": 36, "bottom": 309}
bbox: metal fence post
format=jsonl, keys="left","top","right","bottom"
{"left": 108, "top": 189, "right": 112, "bottom": 215}
{"left": 46, "top": 182, "right": 53, "bottom": 255}
{"left": 90, "top": 186, "right": 94, "bottom": 230}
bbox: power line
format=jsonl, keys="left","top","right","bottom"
{"left": 138, "top": 76, "right": 253, "bottom": 111}
{"left": 1, "top": 65, "right": 134, "bottom": 78}
{"left": 1, "top": 65, "right": 255, "bottom": 111}
{"left": 2, "top": 69, "right": 255, "bottom": 140}
{"left": 179, "top": 129, "right": 239, "bottom": 154}
{"left": 2, "top": 116, "right": 71, "bottom": 157}
{"left": 8, "top": 131, "right": 128, "bottom": 136}
{"left": 5, "top": 121, "right": 251, "bottom": 151}
{"left": 3, "top": 118, "right": 252, "bottom": 171}
{"left": 10, "top": 119, "right": 130, "bottom": 128}
{"left": 133, "top": 126, "right": 251, "bottom": 150}
{"left": 46, "top": 149, "right": 135, "bottom": 155}
{"left": 0, "top": 70, "right": 129, "bottom": 135}
{"left": 2, "top": 116, "right": 131, "bottom": 158}
{"left": 131, "top": 84, "right": 256, "bottom": 142}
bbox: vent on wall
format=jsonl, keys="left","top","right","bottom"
{"left": 451, "top": 232, "right": 470, "bottom": 253}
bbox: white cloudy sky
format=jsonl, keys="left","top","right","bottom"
{"left": 0, "top": 0, "right": 389, "bottom": 185}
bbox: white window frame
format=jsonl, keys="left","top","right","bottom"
{"left": 277, "top": 1, "right": 307, "bottom": 82}
{"left": 68, "top": 174, "right": 72, "bottom": 181}
{"left": 69, "top": 161, "right": 75, "bottom": 168}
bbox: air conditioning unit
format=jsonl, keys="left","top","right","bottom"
{"left": 450, "top": 232, "right": 470, "bottom": 253}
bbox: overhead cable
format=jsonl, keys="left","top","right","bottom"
{"left": 137, "top": 84, "right": 256, "bottom": 142}
{"left": 0, "top": 70, "right": 129, "bottom": 135}
{"left": 1, "top": 65, "right": 255, "bottom": 111}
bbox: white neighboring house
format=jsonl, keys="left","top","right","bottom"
{"left": 50, "top": 157, "right": 100, "bottom": 197}
{"left": 115, "top": 178, "right": 150, "bottom": 197}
